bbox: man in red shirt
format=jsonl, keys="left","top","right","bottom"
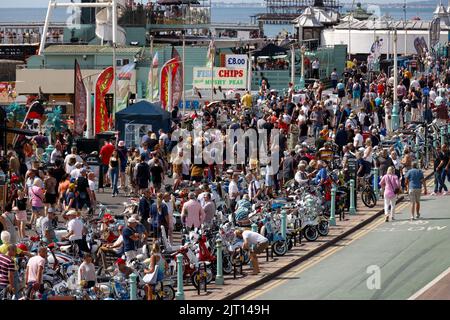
{"left": 99, "top": 140, "right": 115, "bottom": 187}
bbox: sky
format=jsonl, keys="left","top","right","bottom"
{"left": 0, "top": 0, "right": 429, "bottom": 8}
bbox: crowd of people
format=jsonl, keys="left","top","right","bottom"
{"left": 1, "top": 49, "right": 450, "bottom": 298}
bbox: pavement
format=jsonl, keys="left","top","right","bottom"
{"left": 235, "top": 176, "right": 450, "bottom": 300}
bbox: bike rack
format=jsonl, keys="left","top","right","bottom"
{"left": 233, "top": 248, "right": 244, "bottom": 279}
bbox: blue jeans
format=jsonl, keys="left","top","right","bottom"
{"left": 110, "top": 167, "right": 119, "bottom": 195}
{"left": 313, "top": 124, "right": 322, "bottom": 140}
{"left": 439, "top": 169, "right": 450, "bottom": 192}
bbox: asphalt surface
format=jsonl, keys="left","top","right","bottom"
{"left": 238, "top": 181, "right": 450, "bottom": 300}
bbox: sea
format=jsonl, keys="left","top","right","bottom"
{"left": 0, "top": 6, "right": 437, "bottom": 37}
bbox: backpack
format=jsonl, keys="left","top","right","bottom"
{"left": 363, "top": 114, "right": 371, "bottom": 127}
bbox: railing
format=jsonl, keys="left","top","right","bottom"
{"left": 0, "top": 35, "right": 64, "bottom": 45}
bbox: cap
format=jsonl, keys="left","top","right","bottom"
{"left": 127, "top": 217, "right": 138, "bottom": 224}
{"left": 48, "top": 207, "right": 55, "bottom": 213}
{"left": 118, "top": 141, "right": 125, "bottom": 147}
{"left": 80, "top": 168, "right": 87, "bottom": 174}
{"left": 65, "top": 210, "right": 77, "bottom": 216}
{"left": 115, "top": 258, "right": 126, "bottom": 265}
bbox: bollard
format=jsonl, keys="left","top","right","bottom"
{"left": 329, "top": 185, "right": 337, "bottom": 226}
{"left": 215, "top": 239, "right": 224, "bottom": 285}
{"left": 441, "top": 126, "right": 446, "bottom": 146}
{"left": 349, "top": 179, "right": 356, "bottom": 215}
{"left": 280, "top": 210, "right": 287, "bottom": 239}
{"left": 373, "top": 168, "right": 379, "bottom": 200}
{"left": 129, "top": 272, "right": 137, "bottom": 300}
{"left": 175, "top": 254, "right": 185, "bottom": 300}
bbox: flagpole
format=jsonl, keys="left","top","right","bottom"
{"left": 182, "top": 34, "right": 186, "bottom": 115}
{"left": 112, "top": 0, "right": 117, "bottom": 127}
{"left": 211, "top": 38, "right": 214, "bottom": 101}
{"left": 86, "top": 78, "right": 92, "bottom": 138}
{"left": 150, "top": 35, "right": 154, "bottom": 102}
{"left": 168, "top": 67, "right": 172, "bottom": 112}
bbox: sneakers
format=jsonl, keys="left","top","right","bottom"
{"left": 430, "top": 192, "right": 438, "bottom": 196}
{"left": 443, "top": 191, "right": 449, "bottom": 196}
{"left": 416, "top": 212, "right": 421, "bottom": 219}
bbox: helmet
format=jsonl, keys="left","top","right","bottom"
{"left": 17, "top": 243, "right": 28, "bottom": 251}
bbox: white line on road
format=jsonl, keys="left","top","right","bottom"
{"left": 408, "top": 266, "right": 450, "bottom": 300}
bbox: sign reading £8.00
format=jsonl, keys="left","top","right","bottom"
{"left": 193, "top": 67, "right": 247, "bottom": 90}
{"left": 225, "top": 54, "right": 248, "bottom": 68}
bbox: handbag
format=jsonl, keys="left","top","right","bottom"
{"left": 143, "top": 265, "right": 159, "bottom": 285}
{"left": 387, "top": 175, "right": 400, "bottom": 195}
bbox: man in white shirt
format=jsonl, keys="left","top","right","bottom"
{"left": 353, "top": 128, "right": 364, "bottom": 148}
{"left": 235, "top": 229, "right": 269, "bottom": 275}
{"left": 228, "top": 172, "right": 241, "bottom": 210}
{"left": 62, "top": 210, "right": 85, "bottom": 256}
{"left": 64, "top": 147, "right": 83, "bottom": 173}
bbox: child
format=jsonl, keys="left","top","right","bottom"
{"left": 78, "top": 254, "right": 96, "bottom": 289}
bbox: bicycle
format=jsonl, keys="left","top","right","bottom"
{"left": 357, "top": 175, "right": 377, "bottom": 208}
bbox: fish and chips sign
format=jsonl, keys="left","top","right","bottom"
{"left": 193, "top": 67, "right": 247, "bottom": 90}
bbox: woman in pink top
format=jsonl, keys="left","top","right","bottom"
{"left": 380, "top": 166, "right": 400, "bottom": 222}
{"left": 29, "top": 179, "right": 45, "bottom": 228}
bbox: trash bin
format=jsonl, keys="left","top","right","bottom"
{"left": 86, "top": 155, "right": 101, "bottom": 191}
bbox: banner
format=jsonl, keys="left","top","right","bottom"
{"left": 171, "top": 46, "right": 183, "bottom": 110}
{"left": 0, "top": 82, "right": 16, "bottom": 103}
{"left": 146, "top": 52, "right": 159, "bottom": 101}
{"left": 95, "top": 66, "right": 114, "bottom": 134}
{"left": 160, "top": 58, "right": 180, "bottom": 111}
{"left": 192, "top": 67, "right": 247, "bottom": 90}
{"left": 116, "top": 62, "right": 136, "bottom": 112}
{"left": 73, "top": 60, "right": 87, "bottom": 136}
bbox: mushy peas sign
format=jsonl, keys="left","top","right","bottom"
{"left": 193, "top": 67, "right": 247, "bottom": 90}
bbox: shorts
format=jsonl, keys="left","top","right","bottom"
{"left": 409, "top": 189, "right": 421, "bottom": 203}
{"left": 32, "top": 206, "right": 43, "bottom": 213}
{"left": 44, "top": 193, "right": 57, "bottom": 204}
{"left": 15, "top": 210, "right": 27, "bottom": 222}
{"left": 338, "top": 90, "right": 345, "bottom": 98}
{"left": 252, "top": 241, "right": 270, "bottom": 254}
{"left": 191, "top": 175, "right": 203, "bottom": 182}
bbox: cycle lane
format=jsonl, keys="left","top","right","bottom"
{"left": 241, "top": 191, "right": 450, "bottom": 300}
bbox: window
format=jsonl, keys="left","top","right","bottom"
{"left": 124, "top": 123, "right": 153, "bottom": 148}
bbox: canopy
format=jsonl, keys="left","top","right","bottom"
{"left": 115, "top": 100, "right": 171, "bottom": 141}
{"left": 254, "top": 43, "right": 287, "bottom": 58}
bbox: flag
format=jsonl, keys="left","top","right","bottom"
{"left": 95, "top": 66, "right": 114, "bottom": 134}
{"left": 160, "top": 58, "right": 180, "bottom": 111}
{"left": 116, "top": 62, "right": 136, "bottom": 112}
{"left": 73, "top": 59, "right": 87, "bottom": 136}
{"left": 206, "top": 39, "right": 215, "bottom": 68}
{"left": 171, "top": 46, "right": 183, "bottom": 109}
{"left": 27, "top": 100, "right": 45, "bottom": 119}
{"left": 146, "top": 52, "right": 159, "bottom": 101}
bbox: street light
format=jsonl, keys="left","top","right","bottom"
{"left": 299, "top": 45, "right": 306, "bottom": 89}
{"left": 391, "top": 28, "right": 400, "bottom": 132}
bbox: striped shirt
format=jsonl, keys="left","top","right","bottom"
{"left": 0, "top": 254, "right": 14, "bottom": 287}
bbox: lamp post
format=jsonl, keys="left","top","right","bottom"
{"left": 299, "top": 45, "right": 306, "bottom": 89}
{"left": 392, "top": 27, "right": 400, "bottom": 131}
{"left": 290, "top": 44, "right": 295, "bottom": 86}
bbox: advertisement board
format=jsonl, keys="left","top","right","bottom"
{"left": 192, "top": 67, "right": 247, "bottom": 90}
{"left": 225, "top": 54, "right": 248, "bottom": 68}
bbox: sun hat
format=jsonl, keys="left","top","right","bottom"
{"left": 127, "top": 217, "right": 138, "bottom": 224}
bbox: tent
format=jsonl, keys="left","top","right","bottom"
{"left": 115, "top": 100, "right": 171, "bottom": 144}
{"left": 254, "top": 43, "right": 288, "bottom": 58}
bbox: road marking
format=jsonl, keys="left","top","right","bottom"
{"left": 241, "top": 212, "right": 389, "bottom": 300}
{"left": 408, "top": 266, "right": 450, "bottom": 300}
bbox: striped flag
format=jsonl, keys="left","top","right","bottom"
{"left": 146, "top": 52, "right": 159, "bottom": 101}
{"left": 206, "top": 39, "right": 215, "bottom": 67}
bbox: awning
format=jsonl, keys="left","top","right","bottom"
{"left": 272, "top": 54, "right": 287, "bottom": 59}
